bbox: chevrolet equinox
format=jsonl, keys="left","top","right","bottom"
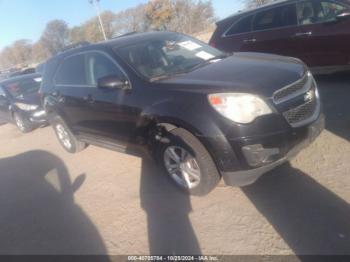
{"left": 210, "top": 0, "right": 350, "bottom": 74}
{"left": 41, "top": 32, "right": 324, "bottom": 195}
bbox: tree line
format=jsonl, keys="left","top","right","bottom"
{"left": 0, "top": 0, "right": 274, "bottom": 70}
{"left": 0, "top": 0, "right": 216, "bottom": 70}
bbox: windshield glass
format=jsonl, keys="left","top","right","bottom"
{"left": 3, "top": 76, "right": 42, "bottom": 99}
{"left": 115, "top": 34, "right": 225, "bottom": 80}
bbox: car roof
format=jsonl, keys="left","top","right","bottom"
{"left": 49, "top": 31, "right": 182, "bottom": 61}
{"left": 0, "top": 73, "right": 42, "bottom": 85}
{"left": 217, "top": 0, "right": 294, "bottom": 24}
{"left": 105, "top": 31, "right": 179, "bottom": 48}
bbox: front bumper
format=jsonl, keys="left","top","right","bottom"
{"left": 221, "top": 114, "right": 325, "bottom": 186}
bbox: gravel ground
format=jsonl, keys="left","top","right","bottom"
{"left": 0, "top": 73, "right": 349, "bottom": 255}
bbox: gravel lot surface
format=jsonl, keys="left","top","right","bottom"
{"left": 0, "top": 73, "right": 349, "bottom": 255}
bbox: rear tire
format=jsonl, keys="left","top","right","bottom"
{"left": 157, "top": 128, "right": 221, "bottom": 196}
{"left": 52, "top": 116, "right": 87, "bottom": 154}
{"left": 13, "top": 112, "right": 33, "bottom": 133}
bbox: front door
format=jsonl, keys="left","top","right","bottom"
{"left": 245, "top": 3, "right": 301, "bottom": 57}
{"left": 54, "top": 51, "right": 138, "bottom": 146}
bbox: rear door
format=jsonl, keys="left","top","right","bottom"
{"left": 245, "top": 3, "right": 302, "bottom": 57}
{"left": 295, "top": 0, "right": 350, "bottom": 67}
{"left": 217, "top": 14, "right": 255, "bottom": 53}
{"left": 218, "top": 3, "right": 302, "bottom": 57}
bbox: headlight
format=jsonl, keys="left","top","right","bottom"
{"left": 208, "top": 93, "right": 273, "bottom": 124}
{"left": 15, "top": 103, "right": 39, "bottom": 111}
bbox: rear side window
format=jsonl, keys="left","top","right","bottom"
{"left": 225, "top": 15, "right": 253, "bottom": 36}
{"left": 55, "top": 54, "right": 88, "bottom": 86}
{"left": 253, "top": 4, "right": 297, "bottom": 31}
{"left": 278, "top": 4, "right": 298, "bottom": 27}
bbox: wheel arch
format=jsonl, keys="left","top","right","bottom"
{"left": 140, "top": 116, "right": 229, "bottom": 175}
{"left": 136, "top": 100, "right": 240, "bottom": 173}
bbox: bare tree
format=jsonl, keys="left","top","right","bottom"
{"left": 112, "top": 4, "right": 148, "bottom": 36}
{"left": 40, "top": 20, "right": 69, "bottom": 55}
{"left": 168, "top": 0, "right": 216, "bottom": 34}
{"left": 145, "top": 0, "right": 216, "bottom": 34}
{"left": 70, "top": 11, "right": 116, "bottom": 43}
{"left": 0, "top": 47, "right": 16, "bottom": 69}
{"left": 31, "top": 40, "right": 50, "bottom": 64}
{"left": 0, "top": 40, "right": 32, "bottom": 68}
{"left": 10, "top": 40, "right": 32, "bottom": 66}
{"left": 145, "top": 0, "right": 174, "bottom": 30}
{"left": 69, "top": 26, "right": 86, "bottom": 43}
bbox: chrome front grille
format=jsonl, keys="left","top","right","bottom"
{"left": 273, "top": 72, "right": 320, "bottom": 128}
{"left": 273, "top": 73, "right": 309, "bottom": 104}
{"left": 282, "top": 85, "right": 318, "bottom": 126}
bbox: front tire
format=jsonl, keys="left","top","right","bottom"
{"left": 13, "top": 112, "right": 33, "bottom": 133}
{"left": 52, "top": 116, "right": 87, "bottom": 154}
{"left": 158, "top": 128, "right": 221, "bottom": 196}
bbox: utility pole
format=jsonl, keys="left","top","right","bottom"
{"left": 89, "top": 0, "right": 107, "bottom": 41}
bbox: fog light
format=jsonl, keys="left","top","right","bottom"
{"left": 33, "top": 110, "right": 46, "bottom": 118}
{"left": 242, "top": 144, "right": 280, "bottom": 167}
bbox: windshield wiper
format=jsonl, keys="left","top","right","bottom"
{"left": 149, "top": 71, "right": 188, "bottom": 82}
{"left": 149, "top": 54, "right": 230, "bottom": 82}
{"left": 189, "top": 54, "right": 229, "bottom": 72}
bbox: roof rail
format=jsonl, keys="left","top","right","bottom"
{"left": 60, "top": 41, "right": 90, "bottom": 53}
{"left": 112, "top": 31, "right": 138, "bottom": 39}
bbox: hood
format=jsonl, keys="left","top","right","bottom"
{"left": 156, "top": 52, "right": 307, "bottom": 97}
{"left": 13, "top": 92, "right": 41, "bottom": 105}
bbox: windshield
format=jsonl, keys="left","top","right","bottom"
{"left": 115, "top": 34, "right": 225, "bottom": 80}
{"left": 3, "top": 76, "right": 42, "bottom": 99}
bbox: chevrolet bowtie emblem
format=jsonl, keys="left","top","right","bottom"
{"left": 304, "top": 90, "right": 314, "bottom": 102}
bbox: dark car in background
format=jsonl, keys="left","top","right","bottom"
{"left": 41, "top": 31, "right": 324, "bottom": 195}
{"left": 0, "top": 74, "right": 47, "bottom": 132}
{"left": 210, "top": 0, "right": 350, "bottom": 74}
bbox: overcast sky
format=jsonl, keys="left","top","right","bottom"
{"left": 0, "top": 0, "right": 245, "bottom": 50}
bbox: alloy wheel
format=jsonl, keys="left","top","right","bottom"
{"left": 55, "top": 124, "right": 72, "bottom": 149}
{"left": 163, "top": 146, "right": 201, "bottom": 189}
{"left": 14, "top": 114, "right": 25, "bottom": 131}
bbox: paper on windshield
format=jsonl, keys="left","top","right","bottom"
{"left": 178, "top": 41, "right": 202, "bottom": 51}
{"left": 195, "top": 51, "right": 215, "bottom": 60}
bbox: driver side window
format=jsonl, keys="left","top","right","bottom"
{"left": 85, "top": 52, "right": 124, "bottom": 86}
{"left": 320, "top": 1, "right": 348, "bottom": 21}
{"left": 297, "top": 0, "right": 348, "bottom": 25}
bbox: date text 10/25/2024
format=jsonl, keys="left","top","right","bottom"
{"left": 127, "top": 256, "right": 220, "bottom": 261}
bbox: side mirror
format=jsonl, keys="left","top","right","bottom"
{"left": 336, "top": 12, "right": 350, "bottom": 21}
{"left": 97, "top": 75, "right": 130, "bottom": 90}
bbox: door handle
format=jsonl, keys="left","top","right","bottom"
{"left": 243, "top": 38, "right": 257, "bottom": 43}
{"left": 83, "top": 95, "right": 95, "bottom": 103}
{"left": 295, "top": 32, "right": 312, "bottom": 37}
